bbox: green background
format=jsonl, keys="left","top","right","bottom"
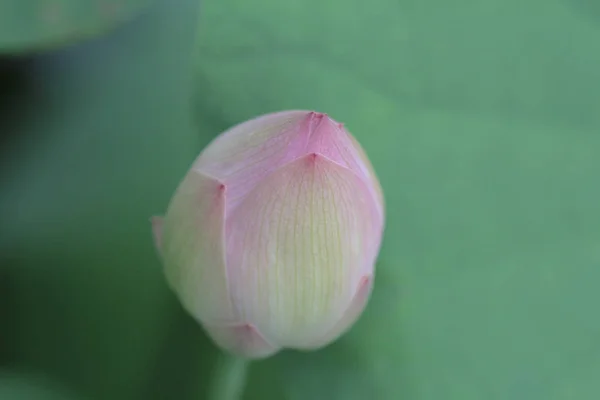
{"left": 1, "top": 0, "right": 599, "bottom": 399}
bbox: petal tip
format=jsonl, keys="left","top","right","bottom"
{"left": 308, "top": 111, "right": 326, "bottom": 118}
{"left": 307, "top": 111, "right": 330, "bottom": 137}
{"left": 191, "top": 171, "right": 226, "bottom": 199}
{"left": 302, "top": 152, "right": 330, "bottom": 168}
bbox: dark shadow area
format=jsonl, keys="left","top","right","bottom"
{"left": 0, "top": 265, "right": 19, "bottom": 367}
{"left": 0, "top": 1, "right": 212, "bottom": 398}
{"left": 0, "top": 56, "right": 38, "bottom": 155}
{"left": 0, "top": 246, "right": 93, "bottom": 395}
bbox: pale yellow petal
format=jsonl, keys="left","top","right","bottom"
{"left": 226, "top": 153, "right": 380, "bottom": 348}
{"left": 300, "top": 275, "right": 373, "bottom": 349}
{"left": 161, "top": 170, "right": 237, "bottom": 325}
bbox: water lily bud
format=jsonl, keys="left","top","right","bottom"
{"left": 151, "top": 111, "right": 384, "bottom": 359}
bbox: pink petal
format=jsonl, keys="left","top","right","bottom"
{"left": 304, "top": 113, "right": 366, "bottom": 176}
{"left": 304, "top": 114, "right": 385, "bottom": 222}
{"left": 347, "top": 134, "right": 385, "bottom": 221}
{"left": 161, "top": 170, "right": 238, "bottom": 325}
{"left": 192, "top": 111, "right": 312, "bottom": 214}
{"left": 203, "top": 323, "right": 280, "bottom": 359}
{"left": 225, "top": 153, "right": 382, "bottom": 349}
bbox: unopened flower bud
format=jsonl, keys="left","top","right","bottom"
{"left": 152, "top": 111, "right": 384, "bottom": 359}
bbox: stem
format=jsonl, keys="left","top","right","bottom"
{"left": 208, "top": 353, "right": 249, "bottom": 400}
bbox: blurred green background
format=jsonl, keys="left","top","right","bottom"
{"left": 1, "top": 0, "right": 599, "bottom": 399}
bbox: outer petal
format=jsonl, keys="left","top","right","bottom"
{"left": 225, "top": 153, "right": 381, "bottom": 348}
{"left": 302, "top": 113, "right": 385, "bottom": 280}
{"left": 304, "top": 114, "right": 369, "bottom": 179}
{"left": 203, "top": 323, "right": 280, "bottom": 359}
{"left": 304, "top": 114, "right": 385, "bottom": 223}
{"left": 300, "top": 275, "right": 373, "bottom": 349}
{"left": 161, "top": 170, "right": 237, "bottom": 325}
{"left": 347, "top": 133, "right": 385, "bottom": 220}
{"left": 192, "top": 111, "right": 312, "bottom": 213}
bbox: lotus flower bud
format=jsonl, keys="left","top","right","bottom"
{"left": 151, "top": 111, "right": 384, "bottom": 359}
